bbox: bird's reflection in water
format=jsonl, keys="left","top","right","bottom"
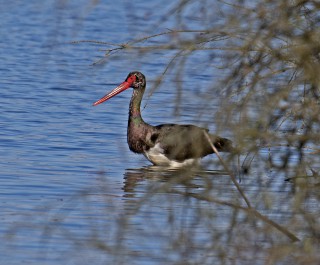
{"left": 122, "top": 165, "right": 229, "bottom": 197}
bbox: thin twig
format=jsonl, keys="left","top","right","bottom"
{"left": 203, "top": 133, "right": 301, "bottom": 242}
{"left": 171, "top": 189, "right": 300, "bottom": 242}
{"left": 203, "top": 131, "right": 252, "bottom": 208}
{"left": 70, "top": 40, "right": 121, "bottom": 46}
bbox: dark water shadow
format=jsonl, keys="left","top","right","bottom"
{"left": 122, "top": 165, "right": 230, "bottom": 196}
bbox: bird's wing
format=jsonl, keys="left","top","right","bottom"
{"left": 152, "top": 124, "right": 213, "bottom": 161}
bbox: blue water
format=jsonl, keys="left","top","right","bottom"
{"left": 1, "top": 1, "right": 319, "bottom": 264}
{"left": 0, "top": 2, "right": 216, "bottom": 263}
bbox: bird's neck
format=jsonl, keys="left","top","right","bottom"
{"left": 127, "top": 87, "right": 152, "bottom": 154}
{"left": 128, "top": 87, "right": 145, "bottom": 126}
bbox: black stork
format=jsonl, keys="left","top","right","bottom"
{"left": 93, "top": 71, "right": 233, "bottom": 167}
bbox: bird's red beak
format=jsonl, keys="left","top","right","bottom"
{"left": 93, "top": 75, "right": 136, "bottom": 106}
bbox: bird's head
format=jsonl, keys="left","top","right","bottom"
{"left": 93, "top": 71, "right": 146, "bottom": 106}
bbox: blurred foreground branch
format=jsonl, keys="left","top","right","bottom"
{"left": 74, "top": 1, "right": 320, "bottom": 180}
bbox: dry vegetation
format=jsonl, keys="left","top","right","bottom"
{"left": 76, "top": 0, "right": 320, "bottom": 176}
{"left": 72, "top": 0, "right": 320, "bottom": 264}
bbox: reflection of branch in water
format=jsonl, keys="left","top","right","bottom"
{"left": 203, "top": 131, "right": 300, "bottom": 242}
{"left": 171, "top": 189, "right": 300, "bottom": 242}
{"left": 122, "top": 166, "right": 300, "bottom": 243}
{"left": 203, "top": 131, "right": 252, "bottom": 208}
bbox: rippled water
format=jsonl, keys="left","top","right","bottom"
{"left": 1, "top": 1, "right": 319, "bottom": 264}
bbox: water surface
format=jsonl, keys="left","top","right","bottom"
{"left": 0, "top": 1, "right": 319, "bottom": 264}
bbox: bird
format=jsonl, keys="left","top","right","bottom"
{"left": 93, "top": 71, "right": 233, "bottom": 167}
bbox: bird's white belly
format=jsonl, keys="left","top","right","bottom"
{"left": 144, "top": 143, "right": 197, "bottom": 167}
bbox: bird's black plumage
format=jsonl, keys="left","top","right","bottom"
{"left": 94, "top": 71, "right": 233, "bottom": 166}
